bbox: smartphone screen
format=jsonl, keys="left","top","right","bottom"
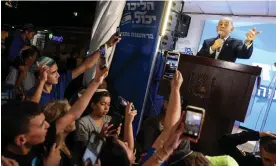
{"left": 82, "top": 132, "right": 105, "bottom": 165}
{"left": 163, "top": 52, "right": 180, "bottom": 79}
{"left": 99, "top": 47, "right": 106, "bottom": 58}
{"left": 99, "top": 45, "right": 107, "bottom": 69}
{"left": 183, "top": 110, "right": 203, "bottom": 138}
{"left": 110, "top": 113, "right": 124, "bottom": 132}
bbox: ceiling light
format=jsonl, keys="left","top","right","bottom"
{"left": 73, "top": 12, "right": 78, "bottom": 16}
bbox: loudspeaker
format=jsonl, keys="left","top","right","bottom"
{"left": 176, "top": 14, "right": 191, "bottom": 38}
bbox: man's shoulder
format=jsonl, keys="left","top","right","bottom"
{"left": 228, "top": 37, "right": 243, "bottom": 43}
{"left": 2, "top": 147, "right": 43, "bottom": 165}
{"left": 204, "top": 37, "right": 216, "bottom": 43}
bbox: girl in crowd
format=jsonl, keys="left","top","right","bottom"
{"left": 74, "top": 89, "right": 123, "bottom": 156}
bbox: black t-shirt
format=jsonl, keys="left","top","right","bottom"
{"left": 2, "top": 146, "right": 44, "bottom": 166}
{"left": 2, "top": 122, "right": 57, "bottom": 166}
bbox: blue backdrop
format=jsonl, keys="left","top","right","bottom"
{"left": 108, "top": 1, "right": 165, "bottom": 135}
{"left": 199, "top": 20, "right": 276, "bottom": 132}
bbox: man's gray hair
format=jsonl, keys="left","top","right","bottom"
{"left": 219, "top": 17, "right": 233, "bottom": 26}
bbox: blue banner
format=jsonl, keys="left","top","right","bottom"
{"left": 108, "top": 1, "right": 165, "bottom": 135}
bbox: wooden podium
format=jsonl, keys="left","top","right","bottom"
{"left": 158, "top": 55, "right": 262, "bottom": 155}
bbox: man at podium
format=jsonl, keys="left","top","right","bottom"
{"left": 197, "top": 17, "right": 260, "bottom": 62}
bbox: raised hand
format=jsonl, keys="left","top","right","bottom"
{"left": 211, "top": 38, "right": 224, "bottom": 51}
{"left": 100, "top": 123, "right": 115, "bottom": 137}
{"left": 245, "top": 27, "right": 261, "bottom": 44}
{"left": 1, "top": 156, "right": 19, "bottom": 166}
{"left": 171, "top": 70, "right": 183, "bottom": 90}
{"left": 94, "top": 159, "right": 101, "bottom": 166}
{"left": 114, "top": 123, "right": 122, "bottom": 138}
{"left": 125, "top": 102, "right": 137, "bottom": 124}
{"left": 44, "top": 143, "right": 61, "bottom": 166}
{"left": 37, "top": 62, "right": 49, "bottom": 82}
{"left": 162, "top": 112, "right": 186, "bottom": 153}
{"left": 106, "top": 33, "right": 121, "bottom": 48}
{"left": 94, "top": 61, "right": 109, "bottom": 84}
{"left": 259, "top": 131, "right": 276, "bottom": 139}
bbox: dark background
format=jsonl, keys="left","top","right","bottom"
{"left": 2, "top": 1, "right": 97, "bottom": 28}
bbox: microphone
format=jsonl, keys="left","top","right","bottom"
{"left": 218, "top": 31, "right": 222, "bottom": 38}
{"left": 217, "top": 31, "right": 223, "bottom": 52}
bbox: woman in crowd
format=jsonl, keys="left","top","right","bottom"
{"left": 43, "top": 100, "right": 78, "bottom": 166}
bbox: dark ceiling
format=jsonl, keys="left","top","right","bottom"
{"left": 1, "top": 1, "right": 97, "bottom": 28}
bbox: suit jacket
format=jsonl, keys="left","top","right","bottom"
{"left": 197, "top": 37, "right": 253, "bottom": 62}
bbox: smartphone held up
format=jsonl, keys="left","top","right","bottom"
{"left": 83, "top": 131, "right": 105, "bottom": 165}
{"left": 183, "top": 105, "right": 205, "bottom": 142}
{"left": 163, "top": 51, "right": 180, "bottom": 80}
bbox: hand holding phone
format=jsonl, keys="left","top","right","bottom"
{"left": 106, "top": 28, "right": 121, "bottom": 47}
{"left": 163, "top": 51, "right": 180, "bottom": 80}
{"left": 125, "top": 102, "right": 137, "bottom": 124}
{"left": 171, "top": 70, "right": 183, "bottom": 90}
{"left": 99, "top": 44, "right": 107, "bottom": 69}
{"left": 83, "top": 132, "right": 105, "bottom": 165}
{"left": 118, "top": 96, "right": 135, "bottom": 110}
{"left": 116, "top": 27, "right": 121, "bottom": 36}
{"left": 100, "top": 121, "right": 122, "bottom": 137}
{"left": 109, "top": 113, "right": 123, "bottom": 136}
{"left": 183, "top": 105, "right": 205, "bottom": 143}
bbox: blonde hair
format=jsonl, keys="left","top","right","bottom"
{"left": 44, "top": 100, "right": 72, "bottom": 158}
{"left": 183, "top": 152, "right": 212, "bottom": 166}
{"left": 44, "top": 100, "right": 71, "bottom": 123}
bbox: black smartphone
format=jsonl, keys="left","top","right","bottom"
{"left": 82, "top": 131, "right": 105, "bottom": 165}
{"left": 109, "top": 112, "right": 124, "bottom": 132}
{"left": 163, "top": 51, "right": 180, "bottom": 80}
{"left": 118, "top": 96, "right": 135, "bottom": 110}
{"left": 116, "top": 27, "right": 121, "bottom": 36}
{"left": 183, "top": 105, "right": 205, "bottom": 139}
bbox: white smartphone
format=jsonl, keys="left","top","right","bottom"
{"left": 183, "top": 105, "right": 206, "bottom": 139}
{"left": 82, "top": 131, "right": 105, "bottom": 165}
{"left": 163, "top": 51, "right": 180, "bottom": 80}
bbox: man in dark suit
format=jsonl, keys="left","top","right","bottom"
{"left": 197, "top": 17, "right": 260, "bottom": 62}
